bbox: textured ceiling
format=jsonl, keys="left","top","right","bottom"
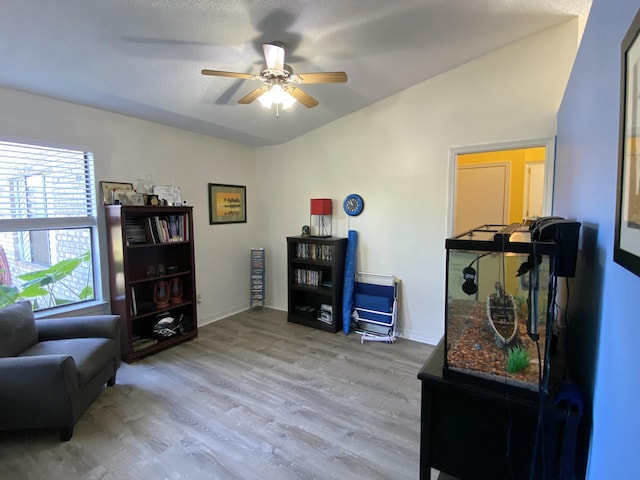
{"left": 0, "top": 0, "right": 591, "bottom": 147}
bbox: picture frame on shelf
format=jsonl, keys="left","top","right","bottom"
{"left": 615, "top": 9, "right": 640, "bottom": 278}
{"left": 100, "top": 181, "right": 133, "bottom": 205}
{"left": 153, "top": 185, "right": 181, "bottom": 206}
{"left": 144, "top": 194, "right": 159, "bottom": 206}
{"left": 208, "top": 183, "right": 246, "bottom": 224}
{"left": 113, "top": 189, "right": 145, "bottom": 206}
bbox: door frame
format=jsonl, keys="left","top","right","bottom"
{"left": 447, "top": 136, "right": 556, "bottom": 235}
{"left": 523, "top": 160, "right": 546, "bottom": 219}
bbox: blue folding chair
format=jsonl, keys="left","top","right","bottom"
{"left": 351, "top": 272, "right": 399, "bottom": 343}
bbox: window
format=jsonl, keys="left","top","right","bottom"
{"left": 0, "top": 140, "right": 97, "bottom": 311}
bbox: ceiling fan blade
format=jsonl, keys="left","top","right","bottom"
{"left": 285, "top": 86, "right": 319, "bottom": 108}
{"left": 201, "top": 69, "right": 257, "bottom": 80}
{"left": 263, "top": 43, "right": 285, "bottom": 72}
{"left": 238, "top": 85, "right": 271, "bottom": 104}
{"left": 294, "top": 72, "right": 348, "bottom": 84}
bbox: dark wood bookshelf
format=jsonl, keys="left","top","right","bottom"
{"left": 105, "top": 205, "right": 198, "bottom": 362}
{"left": 286, "top": 236, "right": 347, "bottom": 333}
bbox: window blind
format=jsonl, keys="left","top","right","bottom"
{"left": 0, "top": 141, "right": 95, "bottom": 227}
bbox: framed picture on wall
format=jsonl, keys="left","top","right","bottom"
{"left": 615, "top": 8, "right": 640, "bottom": 277}
{"left": 208, "top": 183, "right": 246, "bottom": 225}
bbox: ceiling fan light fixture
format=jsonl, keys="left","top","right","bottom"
{"left": 202, "top": 41, "right": 345, "bottom": 111}
{"left": 258, "top": 84, "right": 296, "bottom": 110}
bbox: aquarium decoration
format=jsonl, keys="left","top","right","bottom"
{"left": 507, "top": 345, "right": 530, "bottom": 373}
{"left": 486, "top": 282, "right": 517, "bottom": 347}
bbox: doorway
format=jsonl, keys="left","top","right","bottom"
{"left": 448, "top": 138, "right": 555, "bottom": 236}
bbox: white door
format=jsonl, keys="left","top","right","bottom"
{"left": 454, "top": 163, "right": 510, "bottom": 235}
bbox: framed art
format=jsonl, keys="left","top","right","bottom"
{"left": 100, "top": 181, "right": 134, "bottom": 205}
{"left": 113, "top": 189, "right": 145, "bottom": 206}
{"left": 208, "top": 183, "right": 246, "bottom": 224}
{"left": 153, "top": 185, "right": 181, "bottom": 206}
{"left": 615, "top": 9, "right": 640, "bottom": 277}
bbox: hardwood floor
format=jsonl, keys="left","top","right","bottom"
{"left": 0, "top": 308, "right": 435, "bottom": 480}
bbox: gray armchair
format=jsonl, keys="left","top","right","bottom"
{"left": 0, "top": 301, "right": 121, "bottom": 440}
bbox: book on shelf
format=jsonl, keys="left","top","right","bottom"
{"left": 182, "top": 214, "right": 189, "bottom": 241}
{"left": 124, "top": 220, "right": 147, "bottom": 245}
{"left": 130, "top": 286, "right": 138, "bottom": 316}
{"left": 168, "top": 215, "right": 180, "bottom": 241}
{"left": 137, "top": 214, "right": 189, "bottom": 244}
{"left": 294, "top": 268, "right": 323, "bottom": 287}
{"left": 295, "top": 242, "right": 333, "bottom": 261}
{"left": 146, "top": 216, "right": 160, "bottom": 243}
{"left": 155, "top": 217, "right": 167, "bottom": 243}
{"left": 143, "top": 217, "right": 156, "bottom": 244}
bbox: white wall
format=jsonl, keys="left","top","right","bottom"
{"left": 256, "top": 20, "right": 580, "bottom": 345}
{"left": 555, "top": 0, "right": 640, "bottom": 477}
{"left": 0, "top": 87, "right": 257, "bottom": 325}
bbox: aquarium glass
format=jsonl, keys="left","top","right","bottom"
{"left": 446, "top": 248, "right": 552, "bottom": 391}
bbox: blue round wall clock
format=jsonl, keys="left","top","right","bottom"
{"left": 343, "top": 194, "right": 364, "bottom": 216}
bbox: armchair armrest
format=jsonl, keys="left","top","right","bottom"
{"left": 37, "top": 315, "right": 120, "bottom": 342}
{"left": 0, "top": 354, "right": 80, "bottom": 430}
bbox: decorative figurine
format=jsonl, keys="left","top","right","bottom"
{"left": 153, "top": 280, "right": 170, "bottom": 308}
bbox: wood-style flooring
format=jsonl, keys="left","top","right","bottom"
{"left": 0, "top": 308, "right": 435, "bottom": 480}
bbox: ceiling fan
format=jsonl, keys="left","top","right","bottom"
{"left": 201, "top": 42, "right": 347, "bottom": 110}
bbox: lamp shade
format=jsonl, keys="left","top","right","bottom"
{"left": 258, "top": 84, "right": 296, "bottom": 109}
{"left": 310, "top": 198, "right": 332, "bottom": 215}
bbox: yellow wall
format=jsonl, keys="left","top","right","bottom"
{"left": 458, "top": 147, "right": 545, "bottom": 224}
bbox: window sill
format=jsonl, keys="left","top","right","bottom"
{"left": 35, "top": 300, "right": 110, "bottom": 319}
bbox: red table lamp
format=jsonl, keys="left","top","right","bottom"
{"left": 310, "top": 198, "right": 332, "bottom": 237}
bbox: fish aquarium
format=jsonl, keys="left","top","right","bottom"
{"left": 444, "top": 223, "right": 559, "bottom": 394}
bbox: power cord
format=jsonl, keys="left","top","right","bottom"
{"left": 497, "top": 236, "right": 517, "bottom": 480}
{"left": 529, "top": 248, "right": 559, "bottom": 480}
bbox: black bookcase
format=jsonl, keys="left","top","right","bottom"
{"left": 286, "top": 236, "right": 347, "bottom": 333}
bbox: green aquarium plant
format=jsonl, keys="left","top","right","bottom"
{"left": 506, "top": 345, "right": 530, "bottom": 373}
{"left": 0, "top": 251, "right": 93, "bottom": 310}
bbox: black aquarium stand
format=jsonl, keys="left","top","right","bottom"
{"left": 417, "top": 342, "right": 581, "bottom": 480}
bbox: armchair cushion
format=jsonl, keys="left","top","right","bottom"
{"left": 0, "top": 300, "right": 37, "bottom": 357}
{"left": 21, "top": 338, "right": 114, "bottom": 386}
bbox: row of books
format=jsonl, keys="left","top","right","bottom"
{"left": 125, "top": 214, "right": 189, "bottom": 245}
{"left": 294, "top": 268, "right": 323, "bottom": 287}
{"left": 295, "top": 243, "right": 334, "bottom": 261}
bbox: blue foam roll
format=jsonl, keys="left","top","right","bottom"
{"left": 342, "top": 230, "right": 358, "bottom": 334}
